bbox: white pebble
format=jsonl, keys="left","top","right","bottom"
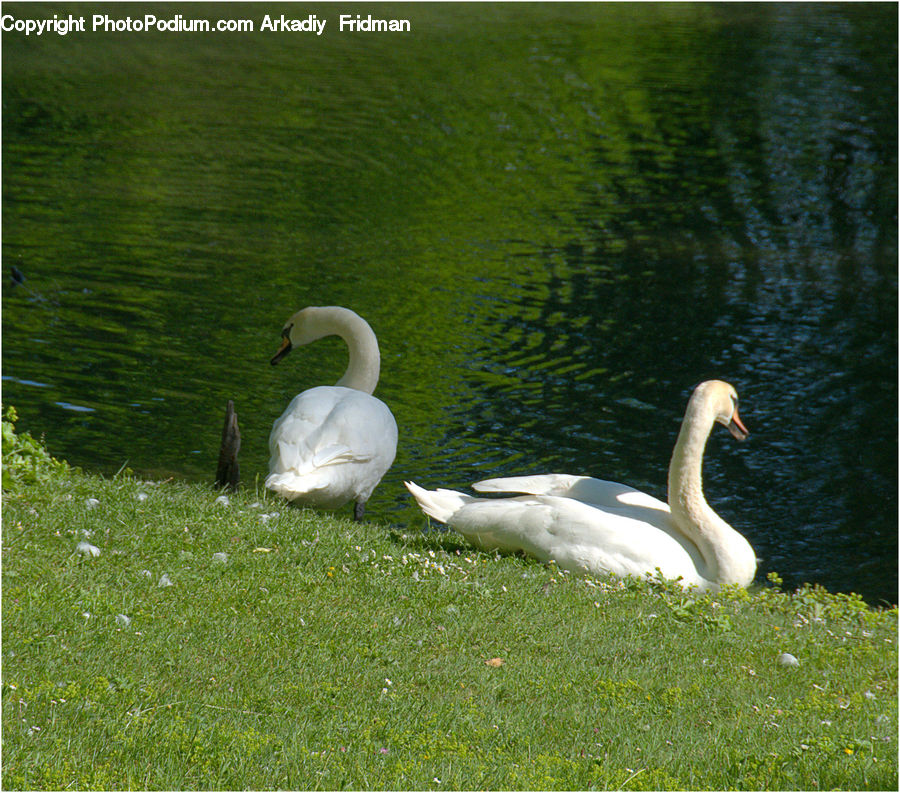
{"left": 214, "top": 495, "right": 230, "bottom": 506}
{"left": 777, "top": 652, "right": 799, "bottom": 667}
{"left": 85, "top": 498, "right": 100, "bottom": 509}
{"left": 212, "top": 552, "right": 228, "bottom": 565}
{"left": 115, "top": 614, "right": 131, "bottom": 627}
{"left": 158, "top": 573, "right": 173, "bottom": 588}
{"left": 76, "top": 541, "right": 100, "bottom": 558}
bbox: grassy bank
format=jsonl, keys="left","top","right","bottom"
{"left": 2, "top": 416, "right": 897, "bottom": 790}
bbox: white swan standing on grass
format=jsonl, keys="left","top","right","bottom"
{"left": 266, "top": 306, "right": 398, "bottom": 521}
{"left": 406, "top": 380, "right": 757, "bottom": 591}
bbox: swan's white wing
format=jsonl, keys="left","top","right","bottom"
{"left": 431, "top": 492, "right": 706, "bottom": 587}
{"left": 312, "top": 444, "right": 364, "bottom": 468}
{"left": 472, "top": 474, "right": 668, "bottom": 515}
{"left": 267, "top": 386, "right": 397, "bottom": 507}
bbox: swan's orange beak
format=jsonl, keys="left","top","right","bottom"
{"left": 271, "top": 336, "right": 292, "bottom": 365}
{"left": 727, "top": 408, "right": 749, "bottom": 441}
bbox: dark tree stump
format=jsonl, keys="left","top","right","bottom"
{"left": 215, "top": 399, "right": 241, "bottom": 490}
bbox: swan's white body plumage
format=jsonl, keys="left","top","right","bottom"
{"left": 407, "top": 381, "right": 757, "bottom": 591}
{"left": 267, "top": 385, "right": 397, "bottom": 508}
{"left": 406, "top": 475, "right": 708, "bottom": 588}
{"left": 266, "top": 307, "right": 397, "bottom": 515}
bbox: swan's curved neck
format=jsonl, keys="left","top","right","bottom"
{"left": 667, "top": 399, "right": 747, "bottom": 587}
{"left": 311, "top": 307, "right": 381, "bottom": 394}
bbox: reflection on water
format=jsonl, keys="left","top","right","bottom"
{"left": 3, "top": 3, "right": 896, "bottom": 604}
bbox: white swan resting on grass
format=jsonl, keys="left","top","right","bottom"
{"left": 266, "top": 306, "right": 398, "bottom": 521}
{"left": 406, "top": 380, "right": 757, "bottom": 591}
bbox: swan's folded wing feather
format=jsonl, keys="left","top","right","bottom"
{"left": 448, "top": 495, "right": 560, "bottom": 556}
{"left": 269, "top": 387, "right": 395, "bottom": 473}
{"left": 312, "top": 443, "right": 370, "bottom": 468}
{"left": 472, "top": 474, "right": 582, "bottom": 495}
{"left": 472, "top": 474, "right": 667, "bottom": 514}
{"left": 448, "top": 494, "right": 703, "bottom": 585}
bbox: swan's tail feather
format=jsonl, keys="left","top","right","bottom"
{"left": 265, "top": 471, "right": 331, "bottom": 501}
{"left": 404, "top": 481, "right": 472, "bottom": 524}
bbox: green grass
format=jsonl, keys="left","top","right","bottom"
{"left": 2, "top": 421, "right": 897, "bottom": 789}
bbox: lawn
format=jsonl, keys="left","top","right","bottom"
{"left": 3, "top": 413, "right": 897, "bottom": 790}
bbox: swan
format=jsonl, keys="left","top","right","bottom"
{"left": 266, "top": 306, "right": 398, "bottom": 521}
{"left": 405, "top": 380, "right": 757, "bottom": 591}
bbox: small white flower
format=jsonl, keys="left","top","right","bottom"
{"left": 212, "top": 552, "right": 228, "bottom": 565}
{"left": 76, "top": 541, "right": 100, "bottom": 558}
{"left": 81, "top": 612, "right": 92, "bottom": 619}
{"left": 141, "top": 569, "right": 153, "bottom": 578}
{"left": 84, "top": 498, "right": 100, "bottom": 509}
{"left": 864, "top": 691, "right": 876, "bottom": 700}
{"left": 158, "top": 574, "right": 173, "bottom": 588}
{"left": 135, "top": 492, "right": 149, "bottom": 502}
{"left": 214, "top": 495, "right": 230, "bottom": 506}
{"left": 115, "top": 614, "right": 131, "bottom": 627}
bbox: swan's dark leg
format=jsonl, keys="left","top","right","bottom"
{"left": 353, "top": 501, "right": 366, "bottom": 522}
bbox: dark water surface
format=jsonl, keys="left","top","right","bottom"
{"left": 3, "top": 3, "right": 896, "bottom": 604}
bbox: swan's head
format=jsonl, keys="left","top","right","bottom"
{"left": 692, "top": 380, "right": 749, "bottom": 441}
{"left": 270, "top": 307, "right": 327, "bottom": 365}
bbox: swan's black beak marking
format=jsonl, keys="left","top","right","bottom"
{"left": 271, "top": 331, "right": 292, "bottom": 365}
{"left": 727, "top": 407, "right": 749, "bottom": 441}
